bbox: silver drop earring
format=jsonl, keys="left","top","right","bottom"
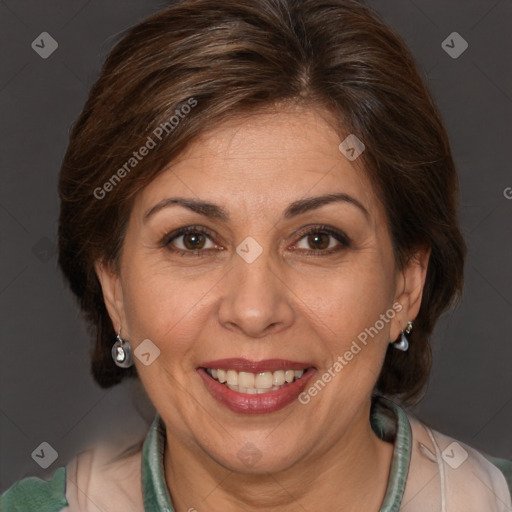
{"left": 393, "top": 321, "right": 413, "bottom": 352}
{"left": 111, "top": 331, "right": 134, "bottom": 368}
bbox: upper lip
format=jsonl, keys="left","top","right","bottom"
{"left": 199, "top": 358, "right": 314, "bottom": 373}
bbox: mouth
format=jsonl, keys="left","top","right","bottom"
{"left": 204, "top": 367, "right": 307, "bottom": 394}
{"left": 197, "top": 358, "right": 316, "bottom": 414}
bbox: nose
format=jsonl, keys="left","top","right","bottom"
{"left": 217, "top": 245, "right": 295, "bottom": 338}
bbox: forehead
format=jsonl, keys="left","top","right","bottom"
{"left": 133, "top": 107, "right": 380, "bottom": 221}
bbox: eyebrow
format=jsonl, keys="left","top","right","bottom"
{"left": 143, "top": 192, "right": 369, "bottom": 223}
{"left": 144, "top": 197, "right": 230, "bottom": 223}
{"left": 284, "top": 193, "right": 369, "bottom": 220}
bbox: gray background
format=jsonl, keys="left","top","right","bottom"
{"left": 1, "top": 0, "right": 511, "bottom": 491}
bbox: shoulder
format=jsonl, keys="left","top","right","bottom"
{"left": 0, "top": 466, "right": 69, "bottom": 512}
{"left": 65, "top": 433, "right": 145, "bottom": 512}
{"left": 1, "top": 430, "right": 147, "bottom": 512}
{"left": 403, "top": 413, "right": 512, "bottom": 511}
{"left": 481, "top": 453, "right": 512, "bottom": 496}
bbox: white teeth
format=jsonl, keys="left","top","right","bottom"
{"left": 273, "top": 370, "right": 285, "bottom": 386}
{"left": 224, "top": 384, "right": 283, "bottom": 393}
{"left": 226, "top": 370, "right": 238, "bottom": 385}
{"left": 206, "top": 367, "right": 307, "bottom": 393}
{"left": 238, "top": 371, "right": 255, "bottom": 388}
{"left": 255, "top": 372, "right": 273, "bottom": 389}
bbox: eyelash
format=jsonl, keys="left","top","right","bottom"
{"left": 159, "top": 224, "right": 351, "bottom": 257}
{"left": 159, "top": 225, "right": 217, "bottom": 257}
{"left": 291, "top": 224, "right": 351, "bottom": 255}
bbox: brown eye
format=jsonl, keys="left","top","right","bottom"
{"left": 161, "top": 225, "right": 219, "bottom": 255}
{"left": 292, "top": 225, "right": 351, "bottom": 255}
{"left": 306, "top": 232, "right": 330, "bottom": 250}
{"left": 182, "top": 232, "right": 207, "bottom": 250}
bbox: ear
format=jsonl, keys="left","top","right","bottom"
{"left": 94, "top": 259, "right": 128, "bottom": 337}
{"left": 391, "top": 247, "right": 431, "bottom": 341}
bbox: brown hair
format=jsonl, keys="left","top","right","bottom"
{"left": 58, "top": 0, "right": 466, "bottom": 403}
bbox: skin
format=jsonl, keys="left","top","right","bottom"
{"left": 96, "top": 105, "right": 430, "bottom": 512}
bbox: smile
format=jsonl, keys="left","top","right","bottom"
{"left": 205, "top": 368, "right": 306, "bottom": 394}
{"left": 198, "top": 358, "right": 316, "bottom": 414}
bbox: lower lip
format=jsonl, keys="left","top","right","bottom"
{"left": 197, "top": 367, "right": 316, "bottom": 414}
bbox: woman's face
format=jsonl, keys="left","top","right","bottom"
{"left": 97, "top": 106, "right": 427, "bottom": 474}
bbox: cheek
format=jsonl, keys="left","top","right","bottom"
{"left": 293, "top": 264, "right": 397, "bottom": 425}
{"left": 311, "top": 261, "right": 394, "bottom": 329}
{"left": 120, "top": 254, "right": 220, "bottom": 349}
{"left": 301, "top": 259, "right": 397, "bottom": 379}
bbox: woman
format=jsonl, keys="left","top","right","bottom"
{"left": 2, "top": 0, "right": 511, "bottom": 510}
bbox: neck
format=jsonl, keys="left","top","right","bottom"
{"left": 163, "top": 403, "right": 394, "bottom": 512}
